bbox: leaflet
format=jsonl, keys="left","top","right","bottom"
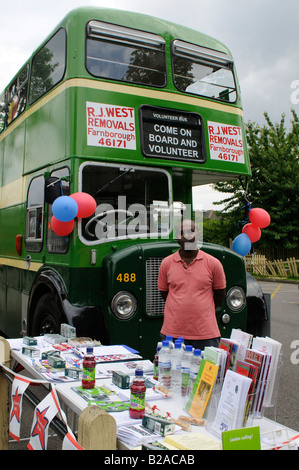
{"left": 211, "top": 370, "right": 252, "bottom": 437}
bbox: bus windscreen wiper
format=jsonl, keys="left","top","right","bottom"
{"left": 92, "top": 167, "right": 134, "bottom": 198}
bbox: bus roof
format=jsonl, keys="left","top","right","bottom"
{"left": 58, "top": 7, "right": 233, "bottom": 56}
{"left": 2, "top": 6, "right": 233, "bottom": 96}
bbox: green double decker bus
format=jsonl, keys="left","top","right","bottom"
{"left": 0, "top": 7, "right": 269, "bottom": 358}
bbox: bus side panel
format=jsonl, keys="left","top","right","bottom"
{"left": 24, "top": 92, "right": 67, "bottom": 174}
{"left": 0, "top": 264, "right": 6, "bottom": 333}
{"left": 0, "top": 129, "right": 3, "bottom": 193}
{"left": 0, "top": 205, "right": 24, "bottom": 257}
{"left": 0, "top": 204, "right": 24, "bottom": 337}
{"left": 6, "top": 265, "right": 22, "bottom": 337}
{"left": 0, "top": 264, "right": 22, "bottom": 338}
{"left": 3, "top": 122, "right": 25, "bottom": 186}
{"left": 0, "top": 94, "right": 25, "bottom": 337}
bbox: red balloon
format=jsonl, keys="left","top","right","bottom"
{"left": 51, "top": 216, "right": 74, "bottom": 236}
{"left": 70, "top": 192, "right": 97, "bottom": 218}
{"left": 248, "top": 208, "right": 271, "bottom": 228}
{"left": 242, "top": 223, "right": 261, "bottom": 242}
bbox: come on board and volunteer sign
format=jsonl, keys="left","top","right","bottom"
{"left": 140, "top": 105, "right": 205, "bottom": 163}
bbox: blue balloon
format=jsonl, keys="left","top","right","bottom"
{"left": 232, "top": 233, "right": 251, "bottom": 256}
{"left": 52, "top": 196, "right": 78, "bottom": 222}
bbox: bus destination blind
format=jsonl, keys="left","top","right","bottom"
{"left": 140, "top": 106, "right": 206, "bottom": 163}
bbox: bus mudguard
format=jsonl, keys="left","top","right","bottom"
{"left": 28, "top": 268, "right": 107, "bottom": 340}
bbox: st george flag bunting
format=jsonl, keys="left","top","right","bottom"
{"left": 9, "top": 375, "right": 31, "bottom": 441}
{"left": 62, "top": 431, "right": 84, "bottom": 450}
{"left": 27, "top": 389, "right": 60, "bottom": 450}
{"left": 59, "top": 406, "right": 83, "bottom": 450}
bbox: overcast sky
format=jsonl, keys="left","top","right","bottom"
{"left": 0, "top": 0, "right": 297, "bottom": 208}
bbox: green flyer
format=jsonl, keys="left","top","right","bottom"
{"left": 222, "top": 426, "right": 261, "bottom": 450}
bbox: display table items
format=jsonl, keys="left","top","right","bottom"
{"left": 0, "top": 329, "right": 298, "bottom": 451}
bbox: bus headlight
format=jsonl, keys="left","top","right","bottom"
{"left": 226, "top": 287, "right": 246, "bottom": 312}
{"left": 111, "top": 291, "right": 137, "bottom": 319}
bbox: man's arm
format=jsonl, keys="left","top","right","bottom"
{"left": 213, "top": 288, "right": 226, "bottom": 308}
{"left": 159, "top": 291, "right": 168, "bottom": 301}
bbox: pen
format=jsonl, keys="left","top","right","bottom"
{"left": 152, "top": 386, "right": 169, "bottom": 398}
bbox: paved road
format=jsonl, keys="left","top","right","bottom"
{"left": 257, "top": 281, "right": 299, "bottom": 431}
{"left": 7, "top": 281, "right": 299, "bottom": 449}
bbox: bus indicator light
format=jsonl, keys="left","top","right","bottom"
{"left": 15, "top": 234, "right": 22, "bottom": 256}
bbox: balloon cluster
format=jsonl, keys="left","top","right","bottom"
{"left": 51, "top": 192, "right": 97, "bottom": 236}
{"left": 232, "top": 208, "right": 271, "bottom": 256}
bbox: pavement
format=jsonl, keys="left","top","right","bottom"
{"left": 257, "top": 281, "right": 299, "bottom": 431}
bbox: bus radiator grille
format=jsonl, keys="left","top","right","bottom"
{"left": 145, "top": 257, "right": 165, "bottom": 316}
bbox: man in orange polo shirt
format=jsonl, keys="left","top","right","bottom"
{"left": 158, "top": 219, "right": 226, "bottom": 349}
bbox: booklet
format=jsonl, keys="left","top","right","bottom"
{"left": 72, "top": 345, "right": 142, "bottom": 362}
{"left": 203, "top": 346, "right": 228, "bottom": 385}
{"left": 185, "top": 359, "right": 219, "bottom": 419}
{"left": 230, "top": 329, "right": 253, "bottom": 362}
{"left": 116, "top": 423, "right": 160, "bottom": 448}
{"left": 251, "top": 336, "right": 281, "bottom": 407}
{"left": 96, "top": 360, "right": 153, "bottom": 378}
{"left": 164, "top": 432, "right": 221, "bottom": 450}
{"left": 219, "top": 338, "right": 240, "bottom": 372}
{"left": 72, "top": 384, "right": 128, "bottom": 402}
{"left": 211, "top": 370, "right": 252, "bottom": 437}
{"left": 244, "top": 348, "right": 272, "bottom": 417}
{"left": 235, "top": 359, "right": 258, "bottom": 422}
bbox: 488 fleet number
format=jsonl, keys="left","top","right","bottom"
{"left": 116, "top": 273, "right": 136, "bottom": 283}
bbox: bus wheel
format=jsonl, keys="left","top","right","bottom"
{"left": 31, "top": 293, "right": 62, "bottom": 336}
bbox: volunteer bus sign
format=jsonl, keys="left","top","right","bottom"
{"left": 140, "top": 106, "right": 206, "bottom": 163}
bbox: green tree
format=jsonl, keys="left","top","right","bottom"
{"left": 204, "top": 111, "right": 299, "bottom": 255}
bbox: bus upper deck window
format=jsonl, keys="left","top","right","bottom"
{"left": 172, "top": 40, "right": 237, "bottom": 102}
{"left": 86, "top": 21, "right": 167, "bottom": 87}
{"left": 29, "top": 28, "right": 66, "bottom": 104}
{"left": 6, "top": 65, "right": 29, "bottom": 126}
{"left": 0, "top": 91, "right": 6, "bottom": 133}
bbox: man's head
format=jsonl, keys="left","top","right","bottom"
{"left": 176, "top": 219, "right": 199, "bottom": 251}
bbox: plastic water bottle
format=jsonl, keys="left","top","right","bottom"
{"left": 166, "top": 335, "right": 174, "bottom": 349}
{"left": 177, "top": 337, "right": 185, "bottom": 350}
{"left": 171, "top": 340, "right": 183, "bottom": 394}
{"left": 189, "top": 349, "right": 202, "bottom": 394}
{"left": 181, "top": 345, "right": 193, "bottom": 396}
{"left": 153, "top": 343, "right": 161, "bottom": 380}
{"left": 158, "top": 341, "right": 171, "bottom": 388}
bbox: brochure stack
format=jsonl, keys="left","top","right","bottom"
{"left": 184, "top": 329, "right": 282, "bottom": 438}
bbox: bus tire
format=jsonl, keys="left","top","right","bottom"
{"left": 31, "top": 293, "right": 62, "bottom": 336}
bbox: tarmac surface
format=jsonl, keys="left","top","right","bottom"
{"left": 257, "top": 281, "right": 299, "bottom": 431}
{"left": 5, "top": 280, "right": 299, "bottom": 450}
